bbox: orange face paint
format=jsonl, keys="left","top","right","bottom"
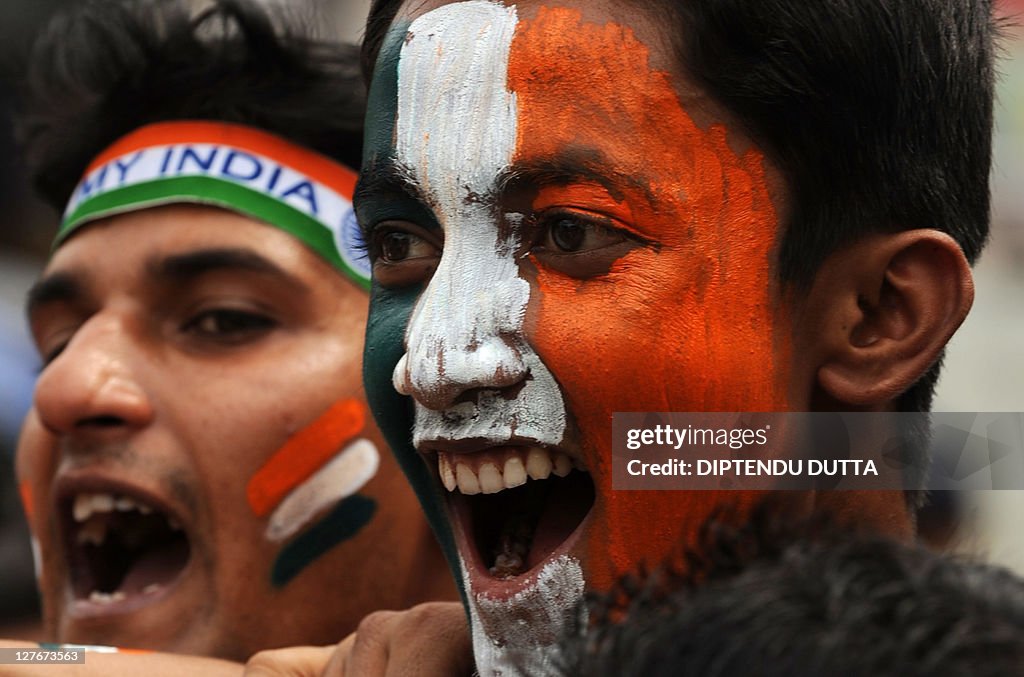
{"left": 246, "top": 398, "right": 366, "bottom": 517}
{"left": 508, "top": 6, "right": 792, "bottom": 588}
{"left": 19, "top": 481, "right": 33, "bottom": 526}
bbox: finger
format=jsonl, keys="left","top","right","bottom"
{"left": 244, "top": 645, "right": 335, "bottom": 677}
{"left": 320, "top": 633, "right": 355, "bottom": 677}
{"left": 336, "top": 610, "right": 398, "bottom": 676}
{"left": 382, "top": 603, "right": 474, "bottom": 676}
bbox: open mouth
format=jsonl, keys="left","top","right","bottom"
{"left": 436, "top": 447, "right": 595, "bottom": 580}
{"left": 62, "top": 491, "right": 191, "bottom": 605}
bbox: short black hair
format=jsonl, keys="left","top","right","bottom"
{"left": 559, "top": 509, "right": 1024, "bottom": 676}
{"left": 17, "top": 0, "right": 365, "bottom": 211}
{"left": 360, "top": 0, "right": 999, "bottom": 471}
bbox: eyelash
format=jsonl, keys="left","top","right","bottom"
{"left": 180, "top": 308, "right": 277, "bottom": 342}
{"left": 40, "top": 340, "right": 69, "bottom": 369}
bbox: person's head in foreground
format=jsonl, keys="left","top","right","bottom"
{"left": 15, "top": 0, "right": 450, "bottom": 660}
{"left": 559, "top": 508, "right": 1024, "bottom": 677}
{"left": 357, "top": 0, "right": 997, "bottom": 673}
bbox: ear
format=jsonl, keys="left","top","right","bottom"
{"left": 809, "top": 230, "right": 974, "bottom": 407}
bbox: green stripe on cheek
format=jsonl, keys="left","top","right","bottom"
{"left": 270, "top": 495, "right": 377, "bottom": 588}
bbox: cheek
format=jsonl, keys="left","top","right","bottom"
{"left": 529, "top": 208, "right": 792, "bottom": 590}
{"left": 364, "top": 286, "right": 418, "bottom": 444}
{"left": 15, "top": 415, "right": 57, "bottom": 538}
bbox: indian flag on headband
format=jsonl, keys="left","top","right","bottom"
{"left": 59, "top": 120, "right": 371, "bottom": 290}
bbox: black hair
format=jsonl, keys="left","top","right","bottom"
{"left": 360, "top": 0, "right": 999, "bottom": 484}
{"left": 17, "top": 0, "right": 365, "bottom": 211}
{"left": 559, "top": 508, "right": 1024, "bottom": 676}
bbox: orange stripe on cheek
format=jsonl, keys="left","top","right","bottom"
{"left": 18, "top": 481, "right": 33, "bottom": 526}
{"left": 247, "top": 398, "right": 366, "bottom": 517}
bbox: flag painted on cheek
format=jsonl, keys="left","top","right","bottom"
{"left": 246, "top": 399, "right": 379, "bottom": 587}
{"left": 508, "top": 7, "right": 789, "bottom": 589}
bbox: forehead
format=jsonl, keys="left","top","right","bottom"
{"left": 391, "top": 0, "right": 723, "bottom": 126}
{"left": 370, "top": 0, "right": 775, "bottom": 232}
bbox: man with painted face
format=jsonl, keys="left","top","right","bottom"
{"left": 343, "top": 0, "right": 997, "bottom": 674}
{"left": 10, "top": 0, "right": 453, "bottom": 665}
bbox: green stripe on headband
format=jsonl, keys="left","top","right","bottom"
{"left": 59, "top": 176, "right": 370, "bottom": 290}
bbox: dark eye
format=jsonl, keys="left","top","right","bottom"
{"left": 379, "top": 232, "right": 428, "bottom": 263}
{"left": 183, "top": 308, "right": 276, "bottom": 342}
{"left": 530, "top": 210, "right": 640, "bottom": 278}
{"left": 540, "top": 213, "right": 626, "bottom": 254}
{"left": 40, "top": 338, "right": 71, "bottom": 368}
{"left": 369, "top": 222, "right": 442, "bottom": 288}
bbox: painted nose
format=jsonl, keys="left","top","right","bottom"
{"left": 393, "top": 263, "right": 531, "bottom": 411}
{"left": 393, "top": 333, "right": 528, "bottom": 410}
{"left": 33, "top": 314, "right": 154, "bottom": 437}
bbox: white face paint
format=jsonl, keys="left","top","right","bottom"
{"left": 30, "top": 536, "right": 43, "bottom": 582}
{"left": 265, "top": 439, "right": 380, "bottom": 542}
{"left": 391, "top": 3, "right": 575, "bottom": 674}
{"left": 392, "top": 0, "right": 566, "bottom": 452}
{"left": 461, "top": 555, "right": 586, "bottom": 677}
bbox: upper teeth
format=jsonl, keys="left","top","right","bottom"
{"left": 73, "top": 492, "right": 153, "bottom": 523}
{"left": 437, "top": 447, "right": 582, "bottom": 495}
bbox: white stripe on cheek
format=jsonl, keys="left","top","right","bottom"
{"left": 395, "top": 1, "right": 566, "bottom": 446}
{"left": 264, "top": 439, "right": 380, "bottom": 542}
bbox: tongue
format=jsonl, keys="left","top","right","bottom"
{"left": 118, "top": 539, "right": 189, "bottom": 596}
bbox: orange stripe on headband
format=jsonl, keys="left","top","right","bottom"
{"left": 85, "top": 120, "right": 356, "bottom": 199}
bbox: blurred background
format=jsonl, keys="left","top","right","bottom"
{"left": 0, "top": 0, "right": 1021, "bottom": 640}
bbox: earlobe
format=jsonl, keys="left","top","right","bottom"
{"left": 813, "top": 230, "right": 974, "bottom": 407}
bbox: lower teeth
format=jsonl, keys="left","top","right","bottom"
{"left": 88, "top": 590, "right": 125, "bottom": 604}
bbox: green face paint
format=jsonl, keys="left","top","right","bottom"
{"left": 358, "top": 17, "right": 467, "bottom": 605}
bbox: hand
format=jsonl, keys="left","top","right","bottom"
{"left": 245, "top": 602, "right": 473, "bottom": 677}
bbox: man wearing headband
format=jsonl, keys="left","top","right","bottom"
{"left": 11, "top": 0, "right": 452, "bottom": 663}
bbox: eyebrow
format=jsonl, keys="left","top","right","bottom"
{"left": 497, "top": 157, "right": 653, "bottom": 206}
{"left": 25, "top": 272, "right": 85, "bottom": 318}
{"left": 354, "top": 152, "right": 659, "bottom": 224}
{"left": 354, "top": 159, "right": 424, "bottom": 207}
{"left": 148, "top": 247, "right": 310, "bottom": 293}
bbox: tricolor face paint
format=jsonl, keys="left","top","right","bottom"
{"left": 360, "top": 1, "right": 800, "bottom": 673}
{"left": 244, "top": 398, "right": 382, "bottom": 587}
{"left": 21, "top": 130, "right": 451, "bottom": 657}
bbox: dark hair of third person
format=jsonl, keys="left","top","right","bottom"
{"left": 558, "top": 507, "right": 1024, "bottom": 676}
